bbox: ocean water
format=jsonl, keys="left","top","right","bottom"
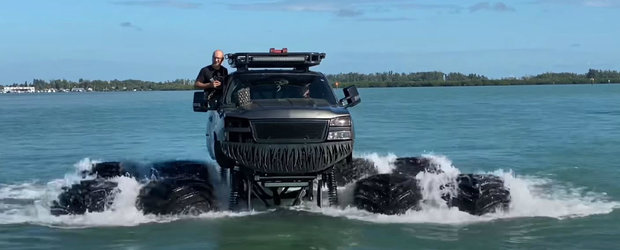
{"left": 1, "top": 85, "right": 619, "bottom": 249}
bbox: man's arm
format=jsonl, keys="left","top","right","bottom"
{"left": 194, "top": 67, "right": 215, "bottom": 89}
{"left": 195, "top": 80, "right": 215, "bottom": 89}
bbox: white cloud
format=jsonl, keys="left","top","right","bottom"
{"left": 469, "top": 2, "right": 516, "bottom": 12}
{"left": 112, "top": 0, "right": 202, "bottom": 9}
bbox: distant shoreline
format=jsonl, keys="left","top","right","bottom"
{"left": 2, "top": 82, "right": 619, "bottom": 94}
{"left": 2, "top": 69, "right": 619, "bottom": 91}
{"left": 333, "top": 81, "right": 619, "bottom": 88}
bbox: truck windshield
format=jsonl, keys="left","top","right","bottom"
{"left": 226, "top": 74, "right": 337, "bottom": 106}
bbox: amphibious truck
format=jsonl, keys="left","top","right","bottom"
{"left": 193, "top": 48, "right": 361, "bottom": 210}
{"left": 50, "top": 49, "right": 510, "bottom": 217}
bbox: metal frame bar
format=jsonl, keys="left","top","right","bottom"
{"left": 226, "top": 52, "right": 326, "bottom": 71}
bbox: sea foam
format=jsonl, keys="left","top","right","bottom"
{"left": 314, "top": 153, "right": 619, "bottom": 224}
{"left": 0, "top": 155, "right": 618, "bottom": 227}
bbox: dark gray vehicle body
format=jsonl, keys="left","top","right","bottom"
{"left": 50, "top": 50, "right": 508, "bottom": 216}
{"left": 202, "top": 70, "right": 356, "bottom": 174}
{"left": 193, "top": 50, "right": 360, "bottom": 209}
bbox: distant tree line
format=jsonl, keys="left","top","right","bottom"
{"left": 326, "top": 69, "right": 620, "bottom": 88}
{"left": 4, "top": 69, "right": 619, "bottom": 90}
{"left": 20, "top": 79, "right": 195, "bottom": 91}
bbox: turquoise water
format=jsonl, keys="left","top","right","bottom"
{"left": 1, "top": 85, "right": 619, "bottom": 249}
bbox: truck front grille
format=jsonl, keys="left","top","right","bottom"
{"left": 251, "top": 120, "right": 327, "bottom": 143}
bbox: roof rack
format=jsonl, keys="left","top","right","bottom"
{"left": 226, "top": 48, "right": 326, "bottom": 71}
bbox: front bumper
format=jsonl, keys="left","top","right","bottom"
{"left": 222, "top": 141, "right": 353, "bottom": 174}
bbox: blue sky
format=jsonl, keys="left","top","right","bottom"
{"left": 1, "top": 0, "right": 619, "bottom": 84}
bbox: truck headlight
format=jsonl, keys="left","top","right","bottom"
{"left": 329, "top": 116, "right": 351, "bottom": 127}
{"left": 327, "top": 130, "right": 352, "bottom": 140}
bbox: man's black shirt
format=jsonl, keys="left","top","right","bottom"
{"left": 196, "top": 65, "right": 228, "bottom": 87}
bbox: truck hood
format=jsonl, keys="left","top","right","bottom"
{"left": 224, "top": 99, "right": 350, "bottom": 119}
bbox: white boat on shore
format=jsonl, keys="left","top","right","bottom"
{"left": 0, "top": 86, "right": 36, "bottom": 93}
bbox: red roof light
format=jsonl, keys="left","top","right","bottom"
{"left": 269, "top": 48, "right": 288, "bottom": 54}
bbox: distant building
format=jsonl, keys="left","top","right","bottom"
{"left": 1, "top": 86, "right": 36, "bottom": 93}
{"left": 41, "top": 88, "right": 57, "bottom": 93}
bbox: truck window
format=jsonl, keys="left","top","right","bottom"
{"left": 226, "top": 74, "right": 337, "bottom": 105}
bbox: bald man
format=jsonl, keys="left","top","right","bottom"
{"left": 195, "top": 49, "right": 228, "bottom": 90}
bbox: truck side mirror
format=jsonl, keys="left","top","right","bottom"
{"left": 193, "top": 91, "right": 220, "bottom": 112}
{"left": 193, "top": 91, "right": 208, "bottom": 112}
{"left": 339, "top": 85, "right": 361, "bottom": 108}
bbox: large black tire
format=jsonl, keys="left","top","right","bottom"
{"left": 52, "top": 160, "right": 219, "bottom": 216}
{"left": 324, "top": 167, "right": 339, "bottom": 206}
{"left": 50, "top": 179, "right": 118, "bottom": 215}
{"left": 447, "top": 174, "right": 510, "bottom": 215}
{"left": 79, "top": 162, "right": 124, "bottom": 179}
{"left": 151, "top": 160, "right": 213, "bottom": 181}
{"left": 138, "top": 178, "right": 217, "bottom": 215}
{"left": 353, "top": 174, "right": 422, "bottom": 215}
{"left": 214, "top": 141, "right": 235, "bottom": 169}
{"left": 53, "top": 161, "right": 125, "bottom": 215}
{"left": 351, "top": 156, "right": 511, "bottom": 216}
{"left": 228, "top": 169, "right": 242, "bottom": 211}
{"left": 393, "top": 157, "right": 440, "bottom": 176}
{"left": 333, "top": 157, "right": 379, "bottom": 186}
{"left": 90, "top": 162, "right": 123, "bottom": 178}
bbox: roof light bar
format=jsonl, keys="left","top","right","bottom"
{"left": 226, "top": 49, "right": 325, "bottom": 71}
{"left": 252, "top": 55, "right": 306, "bottom": 62}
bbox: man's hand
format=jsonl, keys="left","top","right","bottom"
{"left": 213, "top": 80, "right": 222, "bottom": 88}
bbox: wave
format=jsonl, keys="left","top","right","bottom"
{"left": 0, "top": 159, "right": 249, "bottom": 228}
{"left": 0, "top": 154, "right": 618, "bottom": 227}
{"left": 316, "top": 153, "right": 619, "bottom": 224}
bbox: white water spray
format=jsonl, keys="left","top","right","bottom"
{"left": 1, "top": 155, "right": 618, "bottom": 227}
{"left": 319, "top": 153, "right": 620, "bottom": 224}
{"left": 0, "top": 158, "right": 246, "bottom": 227}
